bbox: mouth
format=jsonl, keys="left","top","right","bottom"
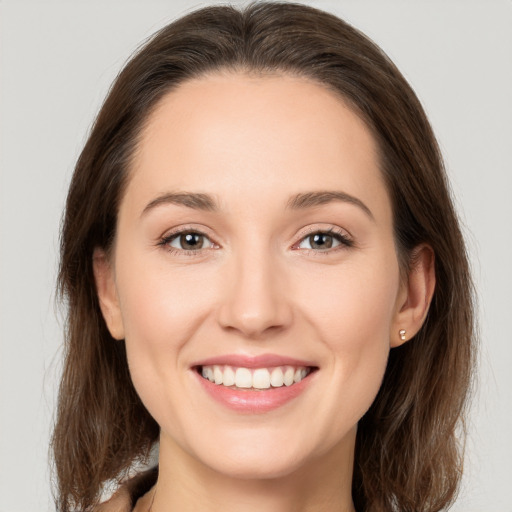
{"left": 195, "top": 364, "right": 316, "bottom": 391}
{"left": 191, "top": 356, "right": 318, "bottom": 413}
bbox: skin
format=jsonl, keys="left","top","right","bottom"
{"left": 94, "top": 72, "right": 435, "bottom": 512}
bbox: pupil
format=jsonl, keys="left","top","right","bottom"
{"left": 311, "top": 233, "right": 332, "bottom": 249}
{"left": 181, "top": 233, "right": 203, "bottom": 249}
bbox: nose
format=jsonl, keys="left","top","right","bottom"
{"left": 217, "top": 249, "right": 293, "bottom": 339}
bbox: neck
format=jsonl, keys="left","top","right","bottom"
{"left": 150, "top": 430, "right": 356, "bottom": 512}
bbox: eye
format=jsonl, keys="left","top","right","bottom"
{"left": 296, "top": 230, "right": 352, "bottom": 251}
{"left": 162, "top": 231, "right": 216, "bottom": 252}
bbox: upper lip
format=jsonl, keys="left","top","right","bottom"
{"left": 192, "top": 353, "right": 317, "bottom": 369}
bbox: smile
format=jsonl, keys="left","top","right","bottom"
{"left": 199, "top": 364, "right": 312, "bottom": 390}
{"left": 192, "top": 355, "right": 318, "bottom": 413}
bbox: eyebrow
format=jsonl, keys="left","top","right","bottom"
{"left": 141, "top": 190, "right": 374, "bottom": 220}
{"left": 142, "top": 192, "right": 218, "bottom": 216}
{"left": 286, "top": 191, "right": 374, "bottom": 220}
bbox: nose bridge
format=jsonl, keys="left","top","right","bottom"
{"left": 217, "top": 238, "right": 292, "bottom": 337}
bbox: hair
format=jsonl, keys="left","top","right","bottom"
{"left": 53, "top": 2, "right": 476, "bottom": 511}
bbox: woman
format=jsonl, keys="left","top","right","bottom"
{"left": 52, "top": 2, "right": 475, "bottom": 511}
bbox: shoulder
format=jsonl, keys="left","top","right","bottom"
{"left": 93, "top": 467, "right": 158, "bottom": 512}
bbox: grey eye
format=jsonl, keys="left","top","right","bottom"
{"left": 298, "top": 232, "right": 341, "bottom": 250}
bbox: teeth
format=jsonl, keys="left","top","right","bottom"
{"left": 223, "top": 366, "right": 235, "bottom": 386}
{"left": 270, "top": 367, "right": 284, "bottom": 387}
{"left": 214, "top": 366, "right": 223, "bottom": 385}
{"left": 200, "top": 364, "right": 311, "bottom": 389}
{"left": 253, "top": 368, "right": 271, "bottom": 389}
{"left": 202, "top": 366, "right": 214, "bottom": 382}
{"left": 293, "top": 368, "right": 307, "bottom": 383}
{"left": 284, "top": 366, "right": 295, "bottom": 386}
{"left": 235, "top": 367, "right": 252, "bottom": 388}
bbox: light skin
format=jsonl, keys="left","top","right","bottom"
{"left": 94, "top": 72, "right": 435, "bottom": 512}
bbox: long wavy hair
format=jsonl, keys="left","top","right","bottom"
{"left": 53, "top": 3, "right": 476, "bottom": 511}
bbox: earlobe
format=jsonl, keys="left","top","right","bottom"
{"left": 92, "top": 248, "right": 125, "bottom": 340}
{"left": 391, "top": 244, "right": 436, "bottom": 347}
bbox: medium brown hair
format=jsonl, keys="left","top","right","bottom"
{"left": 53, "top": 3, "right": 476, "bottom": 511}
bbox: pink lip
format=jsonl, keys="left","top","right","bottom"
{"left": 192, "top": 353, "right": 316, "bottom": 369}
{"left": 191, "top": 353, "right": 318, "bottom": 414}
{"left": 194, "top": 371, "right": 315, "bottom": 413}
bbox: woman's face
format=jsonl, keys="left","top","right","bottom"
{"left": 97, "top": 72, "right": 409, "bottom": 479}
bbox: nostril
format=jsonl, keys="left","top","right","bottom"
{"left": 216, "top": 275, "right": 294, "bottom": 338}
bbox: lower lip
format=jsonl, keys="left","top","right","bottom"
{"left": 194, "top": 370, "right": 315, "bottom": 413}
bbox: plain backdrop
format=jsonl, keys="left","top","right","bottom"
{"left": 1, "top": 1, "right": 511, "bottom": 511}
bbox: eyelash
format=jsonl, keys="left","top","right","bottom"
{"left": 292, "top": 227, "right": 354, "bottom": 255}
{"left": 157, "top": 226, "right": 354, "bottom": 256}
{"left": 157, "top": 227, "right": 217, "bottom": 256}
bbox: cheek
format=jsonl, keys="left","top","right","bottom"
{"left": 113, "top": 252, "right": 218, "bottom": 421}
{"left": 298, "top": 254, "right": 399, "bottom": 345}
{"left": 296, "top": 256, "right": 399, "bottom": 419}
{"left": 117, "top": 248, "right": 215, "bottom": 347}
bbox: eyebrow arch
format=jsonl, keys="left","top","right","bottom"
{"left": 287, "top": 191, "right": 374, "bottom": 220}
{"left": 142, "top": 192, "right": 218, "bottom": 216}
{"left": 141, "top": 190, "right": 374, "bottom": 220}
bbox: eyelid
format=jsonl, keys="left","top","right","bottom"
{"left": 156, "top": 223, "right": 354, "bottom": 255}
{"left": 291, "top": 225, "right": 354, "bottom": 251}
{"left": 157, "top": 224, "right": 220, "bottom": 254}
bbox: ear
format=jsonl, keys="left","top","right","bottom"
{"left": 391, "top": 244, "right": 436, "bottom": 347}
{"left": 92, "top": 248, "right": 125, "bottom": 340}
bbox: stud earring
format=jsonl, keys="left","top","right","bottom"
{"left": 399, "top": 329, "right": 406, "bottom": 341}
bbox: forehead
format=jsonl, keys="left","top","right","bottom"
{"left": 126, "top": 72, "right": 388, "bottom": 218}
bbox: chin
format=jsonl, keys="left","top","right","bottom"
{"left": 177, "top": 421, "right": 346, "bottom": 482}
{"left": 201, "top": 448, "right": 308, "bottom": 481}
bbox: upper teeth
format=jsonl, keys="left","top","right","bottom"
{"left": 200, "top": 365, "right": 310, "bottom": 389}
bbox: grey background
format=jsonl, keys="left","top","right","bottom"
{"left": 1, "top": 1, "right": 511, "bottom": 510}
